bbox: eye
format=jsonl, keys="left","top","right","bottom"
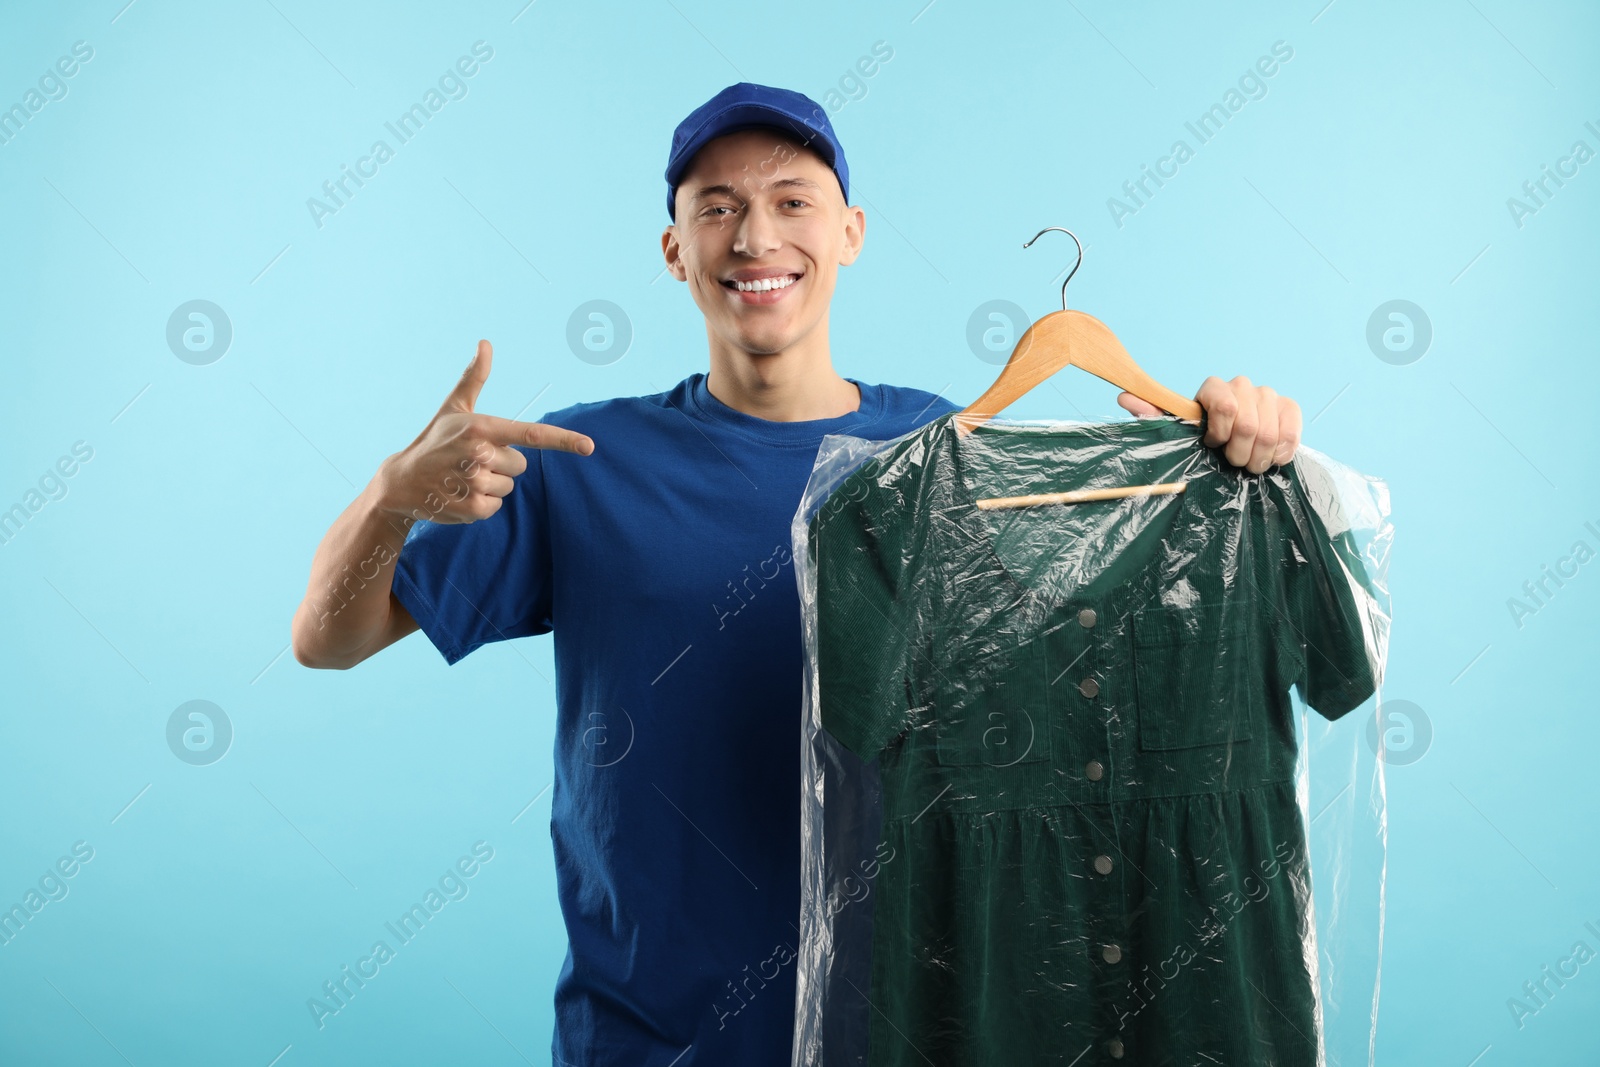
{"left": 784, "top": 198, "right": 808, "bottom": 208}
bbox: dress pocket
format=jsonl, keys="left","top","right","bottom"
{"left": 1133, "top": 603, "right": 1257, "bottom": 751}
{"left": 933, "top": 637, "right": 1053, "bottom": 768}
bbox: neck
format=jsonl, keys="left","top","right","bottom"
{"left": 703, "top": 318, "right": 860, "bottom": 421}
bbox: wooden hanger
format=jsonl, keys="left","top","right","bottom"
{"left": 955, "top": 227, "right": 1202, "bottom": 437}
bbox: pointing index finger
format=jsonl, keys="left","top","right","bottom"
{"left": 478, "top": 414, "right": 595, "bottom": 454}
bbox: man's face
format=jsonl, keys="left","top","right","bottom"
{"left": 663, "top": 128, "right": 863, "bottom": 360}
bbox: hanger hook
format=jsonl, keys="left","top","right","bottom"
{"left": 1022, "top": 226, "right": 1083, "bottom": 311}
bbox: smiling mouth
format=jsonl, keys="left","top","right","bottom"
{"left": 722, "top": 273, "right": 801, "bottom": 293}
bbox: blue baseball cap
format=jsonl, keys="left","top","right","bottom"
{"left": 665, "top": 82, "right": 849, "bottom": 221}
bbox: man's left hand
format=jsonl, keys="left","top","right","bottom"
{"left": 1117, "top": 375, "right": 1302, "bottom": 473}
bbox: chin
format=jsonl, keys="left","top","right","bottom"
{"left": 727, "top": 324, "right": 795, "bottom": 353}
{"left": 737, "top": 340, "right": 793, "bottom": 358}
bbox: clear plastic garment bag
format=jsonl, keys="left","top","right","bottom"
{"left": 792, "top": 413, "right": 1391, "bottom": 1067}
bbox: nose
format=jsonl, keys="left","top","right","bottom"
{"left": 731, "top": 202, "right": 781, "bottom": 258}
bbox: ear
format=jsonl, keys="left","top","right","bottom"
{"left": 661, "top": 227, "right": 687, "bottom": 281}
{"left": 838, "top": 204, "right": 866, "bottom": 266}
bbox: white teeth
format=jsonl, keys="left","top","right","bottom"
{"left": 731, "top": 274, "right": 797, "bottom": 292}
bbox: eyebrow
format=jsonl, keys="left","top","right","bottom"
{"left": 689, "top": 177, "right": 822, "bottom": 204}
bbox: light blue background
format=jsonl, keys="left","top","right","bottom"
{"left": 2, "top": 1, "right": 1596, "bottom": 1064}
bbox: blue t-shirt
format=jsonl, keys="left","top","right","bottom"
{"left": 391, "top": 371, "right": 957, "bottom": 1065}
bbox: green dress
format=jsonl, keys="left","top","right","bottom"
{"left": 807, "top": 414, "right": 1379, "bottom": 1066}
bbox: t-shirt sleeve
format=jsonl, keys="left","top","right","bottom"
{"left": 390, "top": 442, "right": 554, "bottom": 666}
{"left": 812, "top": 468, "right": 916, "bottom": 760}
{"left": 1270, "top": 457, "right": 1382, "bottom": 720}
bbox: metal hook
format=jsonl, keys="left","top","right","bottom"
{"left": 1023, "top": 227, "right": 1083, "bottom": 311}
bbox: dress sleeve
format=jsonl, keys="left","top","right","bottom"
{"left": 812, "top": 466, "right": 916, "bottom": 760}
{"left": 1270, "top": 457, "right": 1382, "bottom": 721}
{"left": 390, "top": 442, "right": 554, "bottom": 666}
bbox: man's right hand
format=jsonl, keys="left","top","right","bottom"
{"left": 375, "top": 339, "right": 594, "bottom": 525}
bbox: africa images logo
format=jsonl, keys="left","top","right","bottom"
{"left": 306, "top": 41, "right": 494, "bottom": 229}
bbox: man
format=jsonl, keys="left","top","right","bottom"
{"left": 290, "top": 82, "right": 1303, "bottom": 1065}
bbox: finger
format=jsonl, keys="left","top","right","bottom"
{"left": 472, "top": 471, "right": 516, "bottom": 498}
{"left": 462, "top": 493, "right": 505, "bottom": 522}
{"left": 1195, "top": 376, "right": 1235, "bottom": 448}
{"left": 492, "top": 442, "right": 530, "bottom": 476}
{"left": 478, "top": 414, "right": 595, "bottom": 454}
{"left": 1247, "top": 387, "right": 1280, "bottom": 473}
{"left": 1273, "top": 398, "right": 1302, "bottom": 467}
{"left": 460, "top": 440, "right": 529, "bottom": 478}
{"left": 441, "top": 339, "right": 493, "bottom": 415}
{"left": 1117, "top": 391, "right": 1161, "bottom": 418}
{"left": 1222, "top": 377, "right": 1258, "bottom": 468}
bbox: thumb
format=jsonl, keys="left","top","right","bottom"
{"left": 1116, "top": 390, "right": 1160, "bottom": 418}
{"left": 441, "top": 339, "right": 493, "bottom": 414}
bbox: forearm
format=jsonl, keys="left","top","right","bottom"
{"left": 291, "top": 464, "right": 414, "bottom": 669}
{"left": 289, "top": 338, "right": 590, "bottom": 669}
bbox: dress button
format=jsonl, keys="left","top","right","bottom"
{"left": 1084, "top": 760, "right": 1104, "bottom": 781}
{"left": 1107, "top": 1037, "right": 1125, "bottom": 1059}
{"left": 1078, "top": 677, "right": 1100, "bottom": 699}
{"left": 1078, "top": 607, "right": 1097, "bottom": 628}
{"left": 1102, "top": 943, "right": 1122, "bottom": 964}
{"left": 1092, "top": 854, "right": 1113, "bottom": 875}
